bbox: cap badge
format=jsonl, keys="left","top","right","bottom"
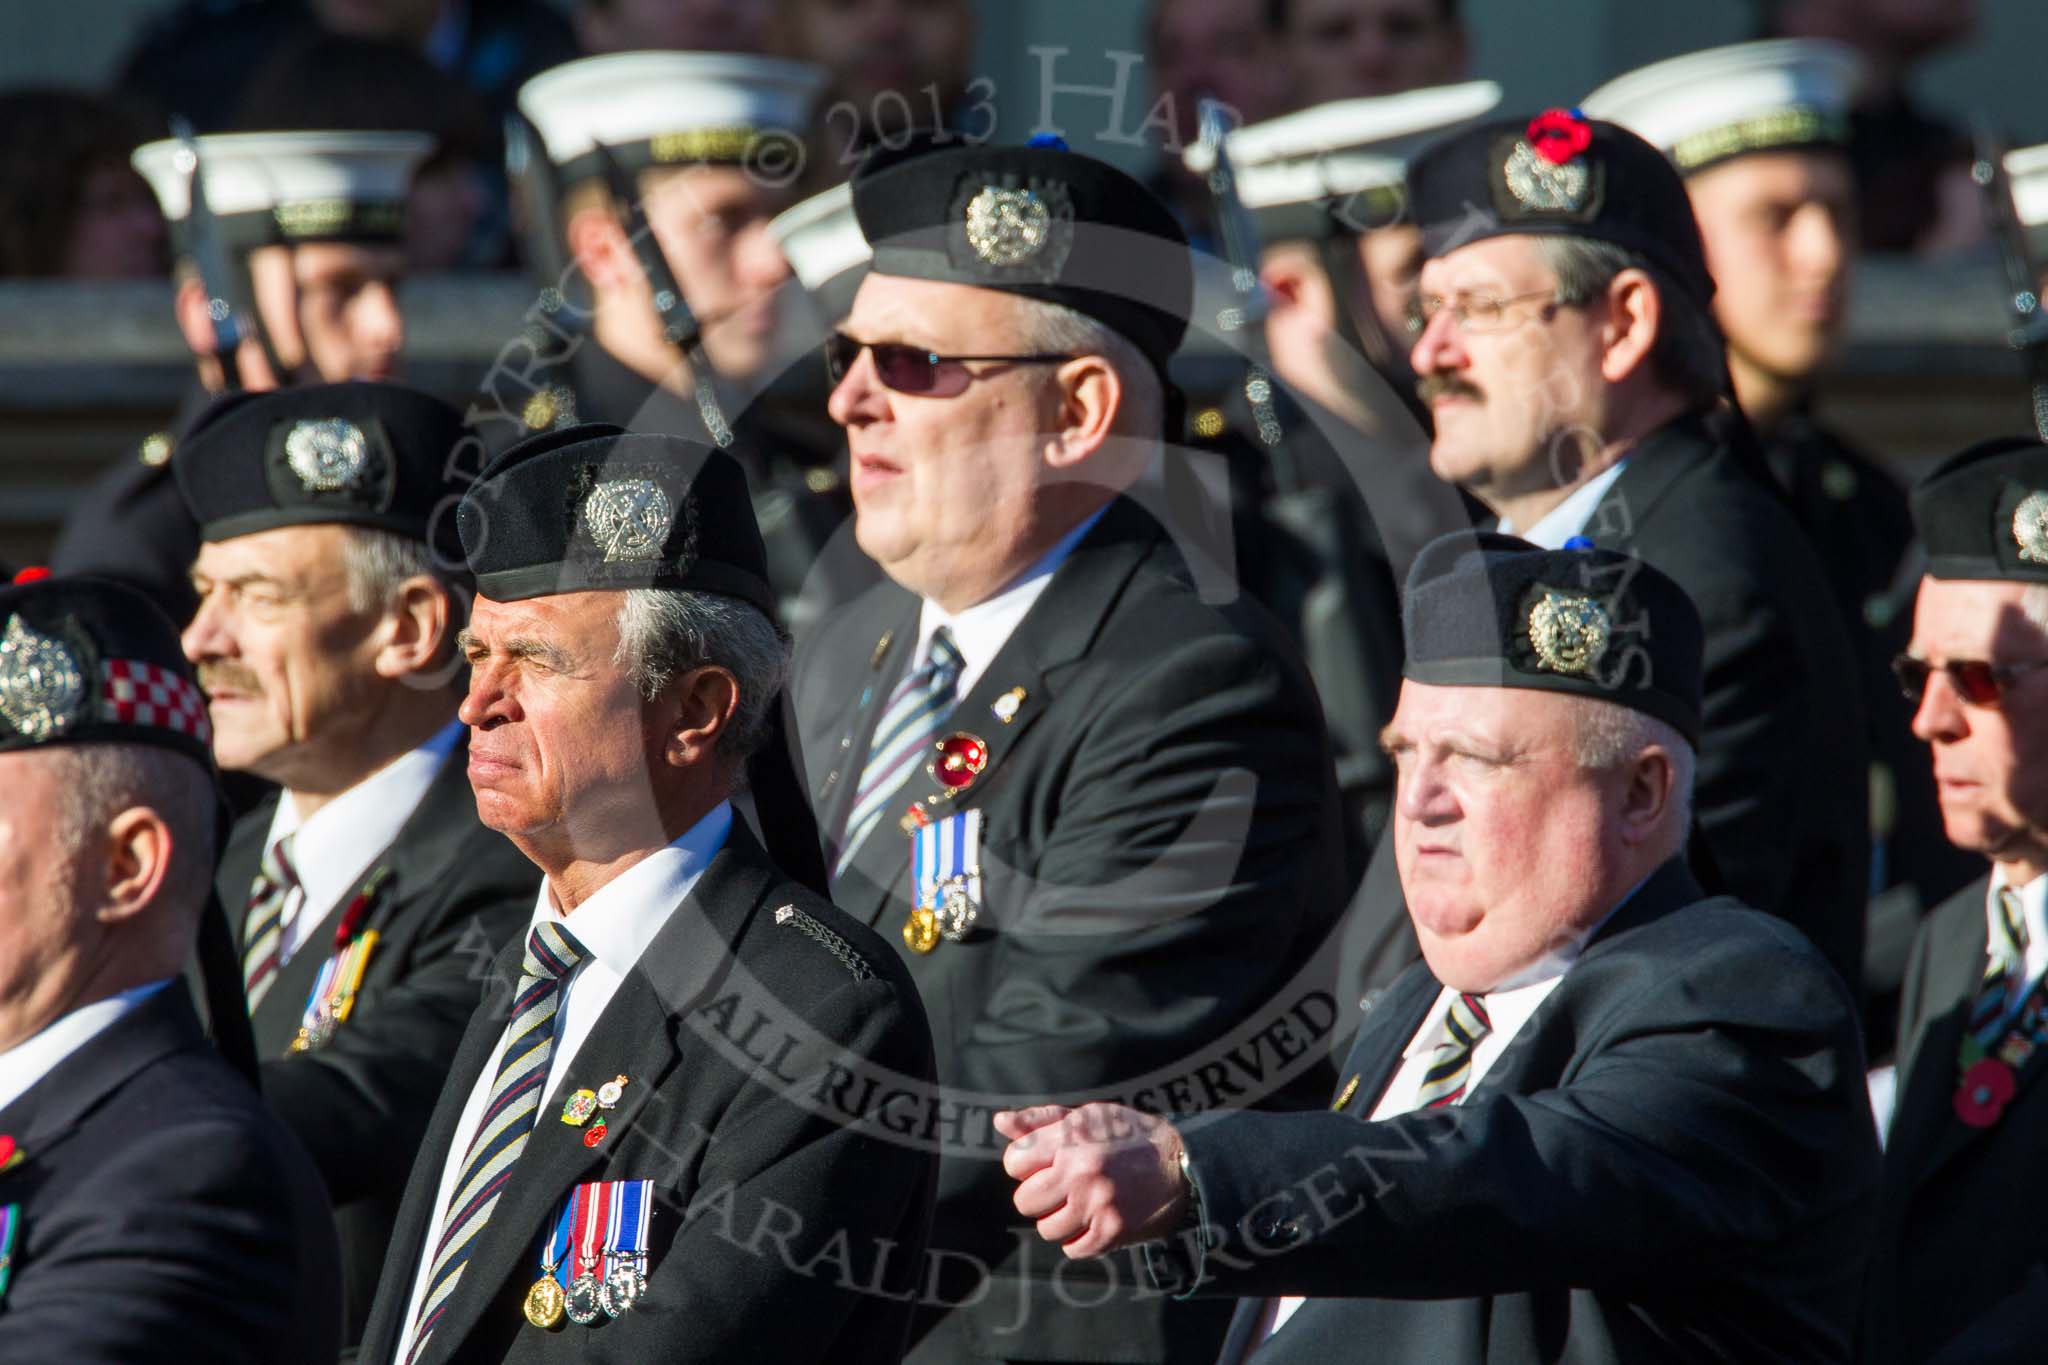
{"left": 1527, "top": 590, "right": 1611, "bottom": 677}
{"left": 284, "top": 419, "right": 370, "bottom": 493}
{"left": 0, "top": 615, "right": 86, "bottom": 742}
{"left": 582, "top": 479, "right": 673, "bottom": 563}
{"left": 965, "top": 186, "right": 1052, "bottom": 267}
{"left": 2012, "top": 490, "right": 2048, "bottom": 565}
{"left": 1505, "top": 109, "right": 1592, "bottom": 213}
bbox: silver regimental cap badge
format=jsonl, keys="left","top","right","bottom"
{"left": 2013, "top": 490, "right": 2048, "bottom": 565}
{"left": 965, "top": 187, "right": 1051, "bottom": 267}
{"left": 284, "top": 419, "right": 370, "bottom": 492}
{"left": 1528, "top": 591, "right": 1611, "bottom": 677}
{"left": 1503, "top": 140, "right": 1591, "bottom": 213}
{"left": 583, "top": 479, "right": 674, "bottom": 563}
{"left": 0, "top": 616, "right": 86, "bottom": 741}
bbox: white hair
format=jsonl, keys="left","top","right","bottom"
{"left": 1008, "top": 296, "right": 1166, "bottom": 443}
{"left": 1571, "top": 699, "right": 1696, "bottom": 843}
{"left": 338, "top": 526, "right": 443, "bottom": 613}
{"left": 56, "top": 742, "right": 217, "bottom": 914}
{"left": 613, "top": 589, "right": 790, "bottom": 769}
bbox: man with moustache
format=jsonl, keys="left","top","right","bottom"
{"left": 999, "top": 534, "right": 1880, "bottom": 1364}
{"left": 356, "top": 425, "right": 937, "bottom": 1364}
{"left": 175, "top": 382, "right": 535, "bottom": 1356}
{"left": 1864, "top": 437, "right": 2048, "bottom": 1363}
{"left": 1382, "top": 108, "right": 1870, "bottom": 995}
{"left": 793, "top": 134, "right": 1347, "bottom": 1364}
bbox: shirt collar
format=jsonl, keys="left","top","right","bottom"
{"left": 1500, "top": 459, "right": 1630, "bottom": 549}
{"left": 915, "top": 505, "right": 1107, "bottom": 698}
{"left": 529, "top": 802, "right": 733, "bottom": 978}
{"left": 268, "top": 721, "right": 464, "bottom": 911}
{"left": 0, "top": 980, "right": 170, "bottom": 1114}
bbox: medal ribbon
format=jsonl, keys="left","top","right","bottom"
{"left": 0, "top": 1203, "right": 17, "bottom": 1299}
{"left": 912, "top": 811, "right": 981, "bottom": 910}
{"left": 294, "top": 929, "right": 381, "bottom": 1036}
{"left": 573, "top": 1179, "right": 613, "bottom": 1278}
{"left": 543, "top": 1195, "right": 575, "bottom": 1289}
{"left": 1959, "top": 971, "right": 2048, "bottom": 1073}
{"left": 603, "top": 1180, "right": 653, "bottom": 1279}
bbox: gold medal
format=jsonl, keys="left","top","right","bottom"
{"left": 902, "top": 906, "right": 940, "bottom": 954}
{"left": 524, "top": 1275, "right": 566, "bottom": 1329}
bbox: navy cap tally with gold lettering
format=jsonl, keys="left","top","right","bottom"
{"left": 1406, "top": 107, "right": 1716, "bottom": 313}
{"left": 517, "top": 51, "right": 824, "bottom": 186}
{"left": 172, "top": 382, "right": 473, "bottom": 569}
{"left": 0, "top": 576, "right": 212, "bottom": 764}
{"left": 1911, "top": 437, "right": 2048, "bottom": 583}
{"left": 1580, "top": 39, "right": 1864, "bottom": 178}
{"left": 1402, "top": 531, "right": 1706, "bottom": 745}
{"left": 131, "top": 132, "right": 431, "bottom": 254}
{"left": 1181, "top": 81, "right": 1502, "bottom": 242}
{"left": 849, "top": 133, "right": 1194, "bottom": 381}
{"left": 457, "top": 423, "right": 776, "bottom": 615}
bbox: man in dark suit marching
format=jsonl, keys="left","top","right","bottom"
{"left": 175, "top": 382, "right": 537, "bottom": 1354}
{"left": 1000, "top": 534, "right": 1879, "bottom": 1364}
{"left": 358, "top": 425, "right": 939, "bottom": 1364}
{"left": 0, "top": 576, "right": 341, "bottom": 1362}
{"left": 1865, "top": 437, "right": 2048, "bottom": 1363}
{"left": 791, "top": 134, "right": 1349, "bottom": 1363}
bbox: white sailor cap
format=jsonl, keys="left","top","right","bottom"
{"left": 132, "top": 131, "right": 432, "bottom": 251}
{"left": 518, "top": 51, "right": 825, "bottom": 186}
{"left": 1580, "top": 39, "right": 1864, "bottom": 177}
{"left": 1182, "top": 81, "right": 1501, "bottom": 241}
{"left": 768, "top": 182, "right": 865, "bottom": 290}
{"left": 2006, "top": 143, "right": 2048, "bottom": 262}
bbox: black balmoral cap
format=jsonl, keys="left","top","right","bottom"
{"left": 174, "top": 382, "right": 473, "bottom": 569}
{"left": 0, "top": 576, "right": 213, "bottom": 763}
{"left": 1912, "top": 436, "right": 2048, "bottom": 583}
{"left": 849, "top": 133, "right": 1193, "bottom": 380}
{"left": 1406, "top": 108, "right": 1715, "bottom": 312}
{"left": 1403, "top": 530, "right": 1705, "bottom": 745}
{"left": 458, "top": 424, "right": 776, "bottom": 614}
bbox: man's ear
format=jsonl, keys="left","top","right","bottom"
{"left": 1045, "top": 356, "right": 1121, "bottom": 472}
{"left": 1618, "top": 746, "right": 1678, "bottom": 848}
{"left": 661, "top": 665, "right": 740, "bottom": 773}
{"left": 373, "top": 577, "right": 455, "bottom": 680}
{"left": 1598, "top": 267, "right": 1662, "bottom": 386}
{"left": 173, "top": 276, "right": 218, "bottom": 356}
{"left": 566, "top": 204, "right": 635, "bottom": 292}
{"left": 97, "top": 806, "right": 173, "bottom": 926}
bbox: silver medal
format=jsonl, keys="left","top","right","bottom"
{"left": 565, "top": 1272, "right": 604, "bottom": 1325}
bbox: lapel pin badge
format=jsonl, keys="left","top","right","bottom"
{"left": 0, "top": 1136, "right": 22, "bottom": 1175}
{"left": 928, "top": 733, "right": 989, "bottom": 794}
{"left": 560, "top": 1089, "right": 598, "bottom": 1126}
{"left": 583, "top": 1118, "right": 609, "bottom": 1148}
{"left": 991, "top": 686, "right": 1026, "bottom": 724}
{"left": 596, "top": 1075, "right": 629, "bottom": 1109}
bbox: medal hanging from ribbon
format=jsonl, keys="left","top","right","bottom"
{"left": 565, "top": 1178, "right": 613, "bottom": 1325}
{"left": 1954, "top": 973, "right": 2048, "bottom": 1128}
{"left": 904, "top": 809, "right": 982, "bottom": 954}
{"left": 523, "top": 1197, "right": 576, "bottom": 1328}
{"left": 599, "top": 1179, "right": 653, "bottom": 1318}
{"left": 288, "top": 866, "right": 391, "bottom": 1054}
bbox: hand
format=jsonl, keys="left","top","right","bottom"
{"left": 995, "top": 1103, "right": 1190, "bottom": 1259}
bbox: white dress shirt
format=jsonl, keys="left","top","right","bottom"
{"left": 1987, "top": 868, "right": 2048, "bottom": 999}
{"left": 392, "top": 802, "right": 731, "bottom": 1362}
{"left": 0, "top": 981, "right": 170, "bottom": 1115}
{"left": 1498, "top": 459, "right": 1630, "bottom": 549}
{"left": 263, "top": 721, "right": 463, "bottom": 963}
{"left": 913, "top": 506, "right": 1106, "bottom": 701}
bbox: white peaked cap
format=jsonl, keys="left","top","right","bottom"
{"left": 1182, "top": 81, "right": 1502, "bottom": 210}
{"left": 2007, "top": 143, "right": 2048, "bottom": 259}
{"left": 518, "top": 51, "right": 825, "bottom": 168}
{"left": 1580, "top": 38, "right": 1865, "bottom": 174}
{"left": 132, "top": 131, "right": 432, "bottom": 228}
{"left": 768, "top": 181, "right": 866, "bottom": 290}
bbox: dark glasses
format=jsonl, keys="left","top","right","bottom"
{"left": 1891, "top": 653, "right": 2048, "bottom": 707}
{"left": 824, "top": 332, "right": 1074, "bottom": 396}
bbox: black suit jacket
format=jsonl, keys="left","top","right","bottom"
{"left": 1169, "top": 859, "right": 1878, "bottom": 1364}
{"left": 356, "top": 822, "right": 939, "bottom": 1364}
{"left": 793, "top": 497, "right": 1349, "bottom": 1363}
{"left": 219, "top": 737, "right": 536, "bottom": 1349}
{"left": 1866, "top": 873, "right": 2048, "bottom": 1363}
{"left": 0, "top": 987, "right": 341, "bottom": 1363}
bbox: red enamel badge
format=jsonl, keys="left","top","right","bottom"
{"left": 1954, "top": 1057, "right": 2017, "bottom": 1128}
{"left": 929, "top": 733, "right": 989, "bottom": 791}
{"left": 0, "top": 1135, "right": 18, "bottom": 1173}
{"left": 584, "top": 1119, "right": 608, "bottom": 1148}
{"left": 1526, "top": 109, "right": 1592, "bottom": 166}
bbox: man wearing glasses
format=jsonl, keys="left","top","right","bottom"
{"left": 1864, "top": 437, "right": 2048, "bottom": 1364}
{"left": 790, "top": 134, "right": 1347, "bottom": 1365}
{"left": 1396, "top": 108, "right": 1870, "bottom": 995}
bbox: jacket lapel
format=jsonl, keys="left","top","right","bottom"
{"left": 1333, "top": 969, "right": 1438, "bottom": 1118}
{"left": 811, "top": 596, "right": 921, "bottom": 855}
{"left": 0, "top": 988, "right": 204, "bottom": 1151}
{"left": 1584, "top": 415, "right": 1716, "bottom": 552}
{"left": 217, "top": 795, "right": 278, "bottom": 953}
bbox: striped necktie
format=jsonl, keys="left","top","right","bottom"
{"left": 241, "top": 834, "right": 299, "bottom": 1009}
{"left": 403, "top": 921, "right": 587, "bottom": 1364}
{"left": 834, "top": 626, "right": 964, "bottom": 882}
{"left": 1968, "top": 886, "right": 2031, "bottom": 1041}
{"left": 1414, "top": 991, "right": 1493, "bottom": 1109}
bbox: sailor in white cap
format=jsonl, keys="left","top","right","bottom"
{"left": 2004, "top": 142, "right": 2048, "bottom": 292}
{"left": 766, "top": 180, "right": 866, "bottom": 325}
{"left": 1585, "top": 38, "right": 1973, "bottom": 1038}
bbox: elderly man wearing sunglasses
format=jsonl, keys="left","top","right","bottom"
{"left": 788, "top": 134, "right": 1348, "bottom": 1365}
{"left": 1864, "top": 436, "right": 2048, "bottom": 1365}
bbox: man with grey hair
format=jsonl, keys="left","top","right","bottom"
{"left": 1379, "top": 107, "right": 1871, "bottom": 1001}
{"left": 793, "top": 136, "right": 1347, "bottom": 1363}
{"left": 174, "top": 381, "right": 535, "bottom": 1355}
{"left": 0, "top": 575, "right": 342, "bottom": 1361}
{"left": 359, "top": 425, "right": 937, "bottom": 1364}
{"left": 1000, "top": 534, "right": 1878, "bottom": 1364}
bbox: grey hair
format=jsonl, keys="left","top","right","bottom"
{"left": 1538, "top": 236, "right": 1726, "bottom": 409}
{"left": 1572, "top": 699, "right": 1697, "bottom": 840}
{"left": 1008, "top": 296, "right": 1166, "bottom": 444}
{"left": 613, "top": 589, "right": 790, "bottom": 768}
{"left": 56, "top": 742, "right": 217, "bottom": 914}
{"left": 339, "top": 527, "right": 445, "bottom": 613}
